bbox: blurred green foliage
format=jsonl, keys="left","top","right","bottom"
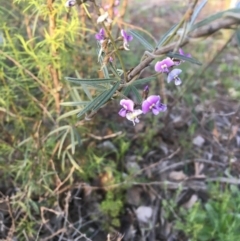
{"left": 176, "top": 185, "right": 240, "bottom": 241}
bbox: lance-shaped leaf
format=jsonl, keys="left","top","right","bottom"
{"left": 93, "top": 81, "right": 120, "bottom": 111}
{"left": 70, "top": 127, "right": 76, "bottom": 155}
{"left": 190, "top": 8, "right": 240, "bottom": 32}
{"left": 65, "top": 77, "right": 118, "bottom": 85}
{"left": 58, "top": 128, "right": 69, "bottom": 158}
{"left": 128, "top": 30, "right": 154, "bottom": 51}
{"left": 123, "top": 85, "right": 132, "bottom": 96}
{"left": 166, "top": 52, "right": 202, "bottom": 65}
{"left": 132, "top": 76, "right": 156, "bottom": 86}
{"left": 47, "top": 125, "right": 71, "bottom": 138}
{"left": 58, "top": 108, "right": 83, "bottom": 120}
{"left": 76, "top": 90, "right": 109, "bottom": 118}
{"left": 72, "top": 126, "right": 81, "bottom": 146}
{"left": 102, "top": 64, "right": 110, "bottom": 78}
{"left": 75, "top": 71, "right": 92, "bottom": 100}
{"left": 130, "top": 85, "right": 142, "bottom": 103}
{"left": 189, "top": 0, "right": 208, "bottom": 26}
{"left": 66, "top": 151, "right": 83, "bottom": 173}
{"left": 157, "top": 24, "right": 178, "bottom": 48}
{"left": 236, "top": 26, "right": 240, "bottom": 48}
{"left": 60, "top": 101, "right": 90, "bottom": 107}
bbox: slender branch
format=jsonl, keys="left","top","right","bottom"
{"left": 92, "top": 0, "right": 127, "bottom": 82}
{"left": 47, "top": 0, "right": 60, "bottom": 116}
{"left": 127, "top": 17, "right": 240, "bottom": 81}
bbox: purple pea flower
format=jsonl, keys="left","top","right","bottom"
{"left": 172, "top": 48, "right": 191, "bottom": 65}
{"left": 118, "top": 99, "right": 134, "bottom": 117}
{"left": 167, "top": 69, "right": 182, "bottom": 85}
{"left": 121, "top": 30, "right": 133, "bottom": 51}
{"left": 142, "top": 95, "right": 167, "bottom": 115}
{"left": 142, "top": 85, "right": 149, "bottom": 100}
{"left": 179, "top": 48, "right": 191, "bottom": 58}
{"left": 95, "top": 28, "right": 105, "bottom": 42}
{"left": 126, "top": 109, "right": 143, "bottom": 126}
{"left": 65, "top": 0, "right": 76, "bottom": 7}
{"left": 155, "top": 58, "right": 174, "bottom": 73}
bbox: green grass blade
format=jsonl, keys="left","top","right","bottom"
{"left": 128, "top": 30, "right": 154, "bottom": 51}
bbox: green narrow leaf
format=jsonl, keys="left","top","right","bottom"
{"left": 58, "top": 108, "right": 83, "bottom": 120}
{"left": 123, "top": 85, "right": 132, "bottom": 96}
{"left": 236, "top": 27, "right": 240, "bottom": 47}
{"left": 58, "top": 128, "right": 69, "bottom": 158}
{"left": 66, "top": 151, "right": 83, "bottom": 173}
{"left": 70, "top": 127, "right": 75, "bottom": 155}
{"left": 190, "top": 8, "right": 240, "bottom": 32}
{"left": 128, "top": 30, "right": 154, "bottom": 51}
{"left": 65, "top": 77, "right": 118, "bottom": 85}
{"left": 86, "top": 83, "right": 110, "bottom": 90}
{"left": 132, "top": 76, "right": 156, "bottom": 86}
{"left": 82, "top": 84, "right": 93, "bottom": 100}
{"left": 130, "top": 86, "right": 142, "bottom": 103}
{"left": 166, "top": 52, "right": 202, "bottom": 65}
{"left": 47, "top": 125, "right": 70, "bottom": 137}
{"left": 102, "top": 65, "right": 110, "bottom": 78}
{"left": 157, "top": 24, "right": 178, "bottom": 47}
{"left": 60, "top": 101, "right": 90, "bottom": 106}
{"left": 190, "top": 0, "right": 208, "bottom": 26}
{"left": 71, "top": 87, "right": 82, "bottom": 101}
{"left": 75, "top": 71, "right": 93, "bottom": 101}
{"left": 76, "top": 90, "right": 109, "bottom": 118}
{"left": 109, "top": 64, "right": 122, "bottom": 79}
{"left": 93, "top": 81, "right": 120, "bottom": 111}
{"left": 72, "top": 126, "right": 82, "bottom": 146}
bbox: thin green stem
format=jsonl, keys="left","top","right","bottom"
{"left": 92, "top": 1, "right": 127, "bottom": 83}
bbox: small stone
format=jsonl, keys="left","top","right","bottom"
{"left": 192, "top": 135, "right": 205, "bottom": 147}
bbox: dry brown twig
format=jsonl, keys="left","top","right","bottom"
{"left": 88, "top": 131, "right": 123, "bottom": 140}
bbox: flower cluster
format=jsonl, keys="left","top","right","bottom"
{"left": 95, "top": 28, "right": 105, "bottom": 43}
{"left": 95, "top": 28, "right": 133, "bottom": 49}
{"left": 155, "top": 48, "right": 191, "bottom": 86}
{"left": 118, "top": 48, "right": 191, "bottom": 125}
{"left": 95, "top": 28, "right": 133, "bottom": 64}
{"left": 118, "top": 87, "right": 167, "bottom": 125}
